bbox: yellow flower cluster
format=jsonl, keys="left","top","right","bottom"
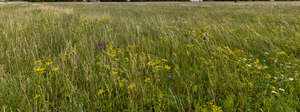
{"left": 147, "top": 59, "right": 171, "bottom": 71}
{"left": 33, "top": 60, "right": 60, "bottom": 74}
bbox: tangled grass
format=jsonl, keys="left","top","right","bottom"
{"left": 0, "top": 2, "right": 300, "bottom": 111}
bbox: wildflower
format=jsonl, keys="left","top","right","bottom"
{"left": 212, "top": 105, "right": 223, "bottom": 112}
{"left": 161, "top": 59, "right": 168, "bottom": 62}
{"left": 246, "top": 64, "right": 252, "bottom": 67}
{"left": 278, "top": 88, "right": 285, "bottom": 92}
{"left": 242, "top": 57, "right": 247, "bottom": 62}
{"left": 33, "top": 68, "right": 46, "bottom": 72}
{"left": 254, "top": 59, "right": 260, "bottom": 66}
{"left": 168, "top": 74, "right": 172, "bottom": 80}
{"left": 119, "top": 82, "right": 124, "bottom": 88}
{"left": 45, "top": 62, "right": 53, "bottom": 66}
{"left": 112, "top": 71, "right": 118, "bottom": 75}
{"left": 128, "top": 83, "right": 136, "bottom": 89}
{"left": 262, "top": 65, "right": 268, "bottom": 69}
{"left": 277, "top": 51, "right": 287, "bottom": 55}
{"left": 248, "top": 82, "right": 254, "bottom": 88}
{"left": 33, "top": 94, "right": 41, "bottom": 100}
{"left": 203, "top": 34, "right": 208, "bottom": 40}
{"left": 271, "top": 91, "right": 277, "bottom": 94}
{"left": 274, "top": 59, "right": 278, "bottom": 63}
{"left": 154, "top": 66, "right": 162, "bottom": 70}
{"left": 144, "top": 77, "right": 151, "bottom": 83}
{"left": 51, "top": 67, "right": 59, "bottom": 71}
{"left": 271, "top": 86, "right": 276, "bottom": 91}
{"left": 164, "top": 65, "right": 171, "bottom": 70}
{"left": 265, "top": 74, "right": 271, "bottom": 79}
{"left": 97, "top": 89, "right": 105, "bottom": 96}
{"left": 34, "top": 60, "right": 42, "bottom": 64}
{"left": 257, "top": 66, "right": 262, "bottom": 70}
{"left": 264, "top": 52, "right": 269, "bottom": 55}
{"left": 193, "top": 85, "right": 198, "bottom": 92}
{"left": 280, "top": 74, "right": 284, "bottom": 78}
{"left": 289, "top": 78, "right": 294, "bottom": 81}
{"left": 147, "top": 61, "right": 155, "bottom": 66}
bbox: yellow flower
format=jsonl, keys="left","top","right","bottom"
{"left": 33, "top": 68, "right": 46, "bottom": 72}
{"left": 33, "top": 94, "right": 41, "bottom": 100}
{"left": 147, "top": 61, "right": 155, "bottom": 66}
{"left": 128, "top": 83, "right": 136, "bottom": 89}
{"left": 154, "top": 66, "right": 162, "bottom": 70}
{"left": 242, "top": 58, "right": 247, "bottom": 62}
{"left": 97, "top": 89, "right": 105, "bottom": 96}
{"left": 164, "top": 65, "right": 171, "bottom": 70}
{"left": 254, "top": 59, "right": 260, "bottom": 65}
{"left": 119, "top": 82, "right": 124, "bottom": 88}
{"left": 193, "top": 85, "right": 198, "bottom": 92}
{"left": 265, "top": 74, "right": 271, "bottom": 79}
{"left": 45, "top": 62, "right": 53, "bottom": 66}
{"left": 262, "top": 65, "right": 268, "bottom": 69}
{"left": 144, "top": 77, "right": 150, "bottom": 83}
{"left": 112, "top": 71, "right": 118, "bottom": 75}
{"left": 248, "top": 82, "right": 254, "bottom": 88}
{"left": 212, "top": 105, "right": 223, "bottom": 112}
{"left": 277, "top": 51, "right": 287, "bottom": 55}
{"left": 119, "top": 78, "right": 126, "bottom": 88}
{"left": 161, "top": 59, "right": 168, "bottom": 62}
{"left": 34, "top": 60, "right": 42, "bottom": 64}
{"left": 51, "top": 67, "right": 59, "bottom": 71}
{"left": 271, "top": 86, "right": 276, "bottom": 91}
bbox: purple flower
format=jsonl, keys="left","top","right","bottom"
{"left": 98, "top": 42, "right": 105, "bottom": 50}
{"left": 168, "top": 74, "right": 172, "bottom": 80}
{"left": 203, "top": 34, "right": 207, "bottom": 40}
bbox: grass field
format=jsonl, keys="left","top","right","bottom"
{"left": 0, "top": 2, "right": 300, "bottom": 111}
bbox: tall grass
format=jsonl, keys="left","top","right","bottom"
{"left": 0, "top": 2, "right": 300, "bottom": 111}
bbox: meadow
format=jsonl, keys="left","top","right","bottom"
{"left": 0, "top": 2, "right": 300, "bottom": 111}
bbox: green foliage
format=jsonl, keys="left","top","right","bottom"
{"left": 0, "top": 2, "right": 300, "bottom": 111}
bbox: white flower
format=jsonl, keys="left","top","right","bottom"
{"left": 274, "top": 77, "right": 278, "bottom": 80}
{"left": 272, "top": 91, "right": 277, "bottom": 94}
{"left": 280, "top": 74, "right": 284, "bottom": 78}
{"left": 289, "top": 78, "right": 294, "bottom": 81}
{"left": 274, "top": 59, "right": 278, "bottom": 63}
{"left": 264, "top": 52, "right": 269, "bottom": 55}
{"left": 258, "top": 66, "right": 262, "bottom": 70}
{"left": 286, "top": 66, "right": 291, "bottom": 69}
{"left": 246, "top": 64, "right": 252, "bottom": 67}
{"left": 279, "top": 88, "right": 285, "bottom": 92}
